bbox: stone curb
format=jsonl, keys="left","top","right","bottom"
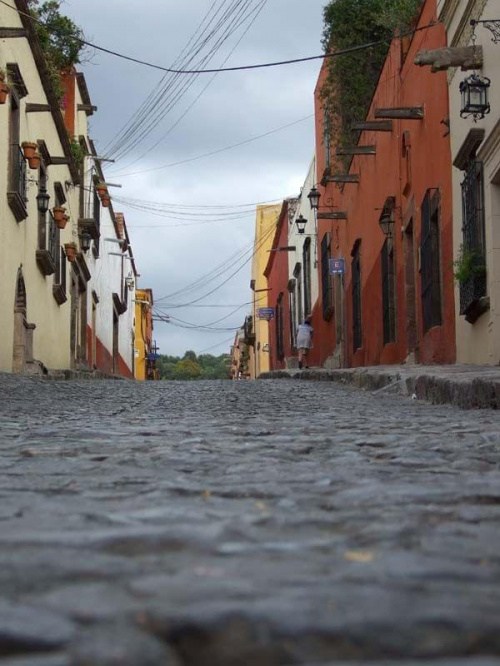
{"left": 44, "top": 369, "right": 128, "bottom": 381}
{"left": 259, "top": 368, "right": 500, "bottom": 411}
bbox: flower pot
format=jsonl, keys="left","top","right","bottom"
{"left": 22, "top": 142, "right": 37, "bottom": 160}
{"left": 0, "top": 83, "right": 9, "bottom": 105}
{"left": 53, "top": 206, "right": 66, "bottom": 223}
{"left": 64, "top": 243, "right": 77, "bottom": 262}
{"left": 95, "top": 183, "right": 108, "bottom": 198}
{"left": 28, "top": 152, "right": 41, "bottom": 170}
{"left": 101, "top": 195, "right": 111, "bottom": 208}
{"left": 56, "top": 214, "right": 69, "bottom": 230}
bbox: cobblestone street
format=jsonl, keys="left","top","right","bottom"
{"left": 1, "top": 376, "right": 500, "bottom": 666}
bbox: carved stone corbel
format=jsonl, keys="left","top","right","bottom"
{"left": 414, "top": 46, "right": 483, "bottom": 72}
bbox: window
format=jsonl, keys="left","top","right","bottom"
{"left": 294, "top": 263, "right": 303, "bottom": 327}
{"left": 381, "top": 238, "right": 396, "bottom": 344}
{"left": 321, "top": 233, "right": 334, "bottom": 320}
{"left": 36, "top": 165, "right": 58, "bottom": 276}
{"left": 92, "top": 186, "right": 101, "bottom": 257}
{"left": 7, "top": 90, "right": 27, "bottom": 222}
{"left": 288, "top": 279, "right": 297, "bottom": 349}
{"left": 421, "top": 189, "right": 442, "bottom": 333}
{"left": 303, "top": 238, "right": 312, "bottom": 317}
{"left": 352, "top": 242, "right": 362, "bottom": 352}
{"left": 276, "top": 293, "right": 284, "bottom": 361}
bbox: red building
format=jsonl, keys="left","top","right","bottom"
{"left": 264, "top": 201, "right": 293, "bottom": 371}
{"left": 309, "top": 0, "right": 456, "bottom": 368}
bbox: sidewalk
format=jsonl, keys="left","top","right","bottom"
{"left": 259, "top": 364, "right": 500, "bottom": 410}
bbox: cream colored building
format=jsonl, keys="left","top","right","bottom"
{"left": 249, "top": 203, "right": 282, "bottom": 378}
{"left": 0, "top": 0, "right": 81, "bottom": 373}
{"left": 437, "top": 0, "right": 500, "bottom": 363}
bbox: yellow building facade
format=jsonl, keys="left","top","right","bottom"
{"left": 134, "top": 288, "right": 155, "bottom": 381}
{"left": 249, "top": 204, "right": 282, "bottom": 379}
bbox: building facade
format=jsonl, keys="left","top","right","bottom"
{"left": 135, "top": 288, "right": 158, "bottom": 381}
{"left": 436, "top": 0, "right": 500, "bottom": 363}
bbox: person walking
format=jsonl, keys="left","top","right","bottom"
{"left": 296, "top": 314, "right": 313, "bottom": 369}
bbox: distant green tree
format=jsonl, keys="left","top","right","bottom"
{"left": 157, "top": 352, "right": 231, "bottom": 380}
{"left": 172, "top": 358, "right": 202, "bottom": 381}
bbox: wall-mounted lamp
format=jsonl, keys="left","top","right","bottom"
{"left": 307, "top": 186, "right": 321, "bottom": 210}
{"left": 80, "top": 230, "right": 92, "bottom": 253}
{"left": 295, "top": 214, "right": 308, "bottom": 234}
{"left": 378, "top": 196, "right": 396, "bottom": 237}
{"left": 36, "top": 186, "right": 50, "bottom": 214}
{"left": 460, "top": 73, "right": 491, "bottom": 121}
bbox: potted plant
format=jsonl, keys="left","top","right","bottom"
{"left": 53, "top": 206, "right": 66, "bottom": 224}
{"left": 0, "top": 72, "right": 10, "bottom": 104}
{"left": 22, "top": 141, "right": 37, "bottom": 160}
{"left": 95, "top": 182, "right": 108, "bottom": 198}
{"left": 453, "top": 244, "right": 486, "bottom": 285}
{"left": 64, "top": 242, "right": 77, "bottom": 262}
{"left": 101, "top": 194, "right": 111, "bottom": 208}
{"left": 28, "top": 151, "right": 41, "bottom": 170}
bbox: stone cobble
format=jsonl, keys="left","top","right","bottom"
{"left": 1, "top": 374, "right": 500, "bottom": 665}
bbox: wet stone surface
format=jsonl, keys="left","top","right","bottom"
{"left": 1, "top": 374, "right": 500, "bottom": 665}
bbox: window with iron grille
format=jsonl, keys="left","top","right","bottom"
{"left": 36, "top": 166, "right": 58, "bottom": 276}
{"left": 381, "top": 238, "right": 396, "bottom": 344}
{"left": 7, "top": 90, "right": 27, "bottom": 222}
{"left": 276, "top": 293, "right": 285, "bottom": 361}
{"left": 352, "top": 243, "right": 362, "bottom": 352}
{"left": 459, "top": 160, "right": 487, "bottom": 318}
{"left": 92, "top": 187, "right": 101, "bottom": 257}
{"left": 321, "top": 233, "right": 334, "bottom": 320}
{"left": 303, "top": 238, "right": 312, "bottom": 317}
{"left": 421, "top": 189, "right": 442, "bottom": 333}
{"left": 294, "top": 263, "right": 303, "bottom": 326}
{"left": 288, "top": 279, "right": 297, "bottom": 349}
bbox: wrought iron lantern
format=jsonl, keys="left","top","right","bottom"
{"left": 79, "top": 230, "right": 92, "bottom": 253}
{"left": 460, "top": 73, "right": 491, "bottom": 120}
{"left": 36, "top": 186, "right": 50, "bottom": 214}
{"left": 307, "top": 186, "right": 321, "bottom": 211}
{"left": 295, "top": 214, "right": 307, "bottom": 234}
{"left": 378, "top": 196, "right": 396, "bottom": 237}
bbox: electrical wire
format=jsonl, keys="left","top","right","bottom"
{"left": 0, "top": 0, "right": 441, "bottom": 75}
{"left": 112, "top": 113, "right": 314, "bottom": 178}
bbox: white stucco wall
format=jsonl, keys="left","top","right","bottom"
{"left": 439, "top": 0, "right": 500, "bottom": 364}
{"left": 0, "top": 2, "right": 77, "bottom": 372}
{"left": 288, "top": 157, "right": 320, "bottom": 323}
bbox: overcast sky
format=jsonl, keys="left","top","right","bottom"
{"left": 65, "top": 0, "right": 326, "bottom": 357}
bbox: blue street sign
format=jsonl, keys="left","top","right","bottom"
{"left": 329, "top": 258, "right": 345, "bottom": 275}
{"left": 257, "top": 307, "right": 275, "bottom": 316}
{"left": 146, "top": 353, "right": 160, "bottom": 361}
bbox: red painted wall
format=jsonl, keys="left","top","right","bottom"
{"left": 86, "top": 325, "right": 133, "bottom": 379}
{"left": 309, "top": 0, "right": 455, "bottom": 368}
{"left": 264, "top": 204, "right": 291, "bottom": 370}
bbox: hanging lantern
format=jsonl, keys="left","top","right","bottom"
{"left": 307, "top": 186, "right": 321, "bottom": 211}
{"left": 79, "top": 230, "right": 92, "bottom": 253}
{"left": 295, "top": 214, "right": 307, "bottom": 234}
{"left": 460, "top": 73, "right": 491, "bottom": 120}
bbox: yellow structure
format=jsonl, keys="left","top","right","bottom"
{"left": 134, "top": 288, "right": 155, "bottom": 381}
{"left": 249, "top": 204, "right": 282, "bottom": 378}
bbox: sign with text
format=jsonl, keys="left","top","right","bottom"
{"left": 329, "top": 258, "right": 346, "bottom": 275}
{"left": 257, "top": 307, "right": 275, "bottom": 320}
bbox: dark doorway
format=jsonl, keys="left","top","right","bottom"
{"left": 404, "top": 220, "right": 418, "bottom": 359}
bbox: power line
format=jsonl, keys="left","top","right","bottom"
{"left": 197, "top": 335, "right": 237, "bottom": 354}
{"left": 1, "top": 1, "right": 441, "bottom": 75}
{"left": 112, "top": 114, "right": 314, "bottom": 178}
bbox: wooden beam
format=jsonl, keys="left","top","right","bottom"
{"left": 324, "top": 174, "right": 360, "bottom": 184}
{"left": 77, "top": 103, "right": 98, "bottom": 113}
{"left": 26, "top": 103, "right": 51, "bottom": 113}
{"left": 0, "top": 28, "right": 27, "bottom": 38}
{"left": 351, "top": 121, "right": 393, "bottom": 132}
{"left": 336, "top": 145, "right": 376, "bottom": 156}
{"left": 318, "top": 212, "right": 348, "bottom": 220}
{"left": 374, "top": 107, "right": 424, "bottom": 120}
{"left": 50, "top": 157, "right": 71, "bottom": 165}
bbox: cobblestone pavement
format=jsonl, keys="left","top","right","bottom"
{"left": 1, "top": 375, "right": 500, "bottom": 666}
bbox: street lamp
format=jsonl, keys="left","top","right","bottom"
{"left": 378, "top": 197, "right": 395, "bottom": 237}
{"left": 307, "top": 186, "right": 321, "bottom": 211}
{"left": 36, "top": 186, "right": 50, "bottom": 214}
{"left": 80, "top": 230, "right": 92, "bottom": 253}
{"left": 460, "top": 73, "right": 491, "bottom": 120}
{"left": 295, "top": 214, "right": 307, "bottom": 234}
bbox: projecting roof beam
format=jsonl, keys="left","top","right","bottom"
{"left": 374, "top": 107, "right": 424, "bottom": 120}
{"left": 336, "top": 146, "right": 376, "bottom": 156}
{"left": 324, "top": 174, "right": 360, "bottom": 184}
{"left": 317, "top": 212, "right": 348, "bottom": 220}
{"left": 351, "top": 121, "right": 393, "bottom": 132}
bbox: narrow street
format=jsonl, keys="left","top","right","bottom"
{"left": 1, "top": 376, "right": 500, "bottom": 665}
